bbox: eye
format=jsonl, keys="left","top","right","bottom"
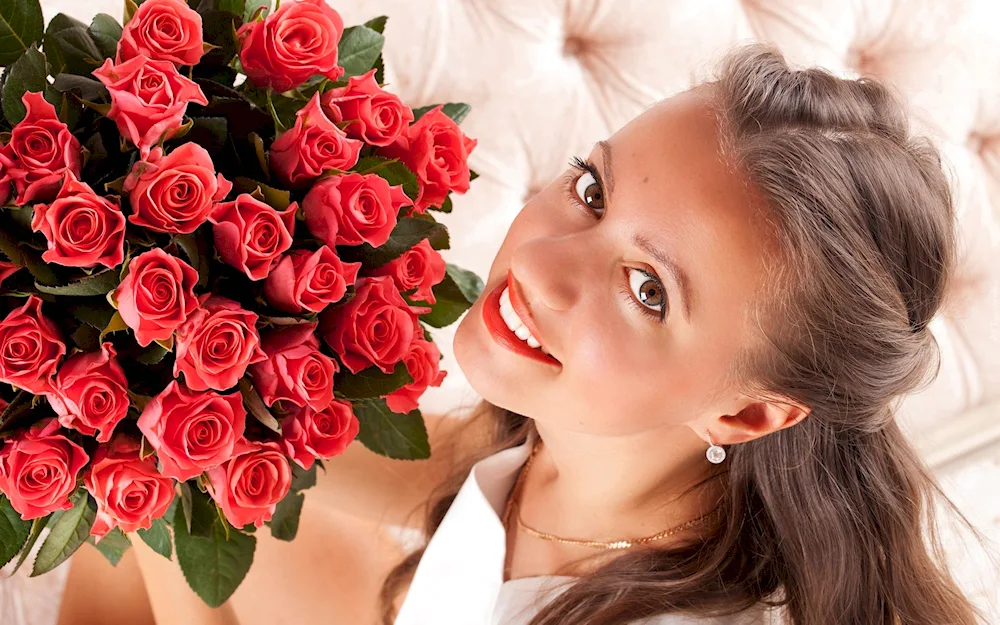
{"left": 623, "top": 267, "right": 668, "bottom": 322}
{"left": 574, "top": 170, "right": 605, "bottom": 212}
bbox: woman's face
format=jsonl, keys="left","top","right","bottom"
{"left": 453, "top": 86, "right": 776, "bottom": 438}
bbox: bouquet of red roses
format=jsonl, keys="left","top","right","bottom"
{"left": 0, "top": 0, "right": 481, "bottom": 605}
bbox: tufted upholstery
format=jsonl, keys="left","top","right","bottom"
{"left": 5, "top": 1, "right": 1000, "bottom": 623}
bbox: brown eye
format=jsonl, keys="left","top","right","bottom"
{"left": 627, "top": 268, "right": 665, "bottom": 314}
{"left": 573, "top": 171, "right": 605, "bottom": 211}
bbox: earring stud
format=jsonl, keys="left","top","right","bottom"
{"left": 706, "top": 431, "right": 726, "bottom": 464}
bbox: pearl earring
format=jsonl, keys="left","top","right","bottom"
{"left": 706, "top": 431, "right": 726, "bottom": 464}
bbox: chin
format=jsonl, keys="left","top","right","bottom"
{"left": 453, "top": 296, "right": 544, "bottom": 417}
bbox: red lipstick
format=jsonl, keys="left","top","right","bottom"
{"left": 481, "top": 273, "right": 561, "bottom": 368}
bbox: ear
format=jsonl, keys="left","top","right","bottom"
{"left": 710, "top": 397, "right": 811, "bottom": 445}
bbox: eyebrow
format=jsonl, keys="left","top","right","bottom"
{"left": 596, "top": 140, "right": 694, "bottom": 323}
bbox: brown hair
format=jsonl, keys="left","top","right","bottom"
{"left": 380, "top": 42, "right": 988, "bottom": 624}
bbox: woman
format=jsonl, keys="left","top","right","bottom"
{"left": 58, "top": 42, "right": 983, "bottom": 625}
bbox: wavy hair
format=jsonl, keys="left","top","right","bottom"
{"left": 380, "top": 42, "right": 987, "bottom": 625}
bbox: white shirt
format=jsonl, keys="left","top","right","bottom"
{"left": 394, "top": 431, "right": 778, "bottom": 625}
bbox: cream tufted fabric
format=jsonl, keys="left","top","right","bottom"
{"left": 6, "top": 1, "right": 1000, "bottom": 624}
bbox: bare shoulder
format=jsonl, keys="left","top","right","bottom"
{"left": 56, "top": 542, "right": 156, "bottom": 625}
{"left": 314, "top": 405, "right": 494, "bottom": 528}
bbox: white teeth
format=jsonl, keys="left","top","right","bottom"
{"left": 498, "top": 287, "right": 551, "bottom": 355}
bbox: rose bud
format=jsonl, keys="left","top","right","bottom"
{"left": 137, "top": 379, "right": 247, "bottom": 481}
{"left": 379, "top": 105, "right": 478, "bottom": 214}
{"left": 209, "top": 194, "right": 297, "bottom": 281}
{"left": 249, "top": 322, "right": 338, "bottom": 412}
{"left": 320, "top": 275, "right": 429, "bottom": 375}
{"left": 92, "top": 55, "right": 208, "bottom": 157}
{"left": 117, "top": 0, "right": 204, "bottom": 66}
{"left": 269, "top": 93, "right": 363, "bottom": 188}
{"left": 174, "top": 295, "right": 267, "bottom": 392}
{"left": 0, "top": 92, "right": 82, "bottom": 205}
{"left": 46, "top": 342, "right": 130, "bottom": 443}
{"left": 264, "top": 246, "right": 361, "bottom": 314}
{"left": 114, "top": 248, "right": 200, "bottom": 347}
{"left": 84, "top": 436, "right": 174, "bottom": 540}
{"left": 383, "top": 339, "right": 448, "bottom": 414}
{"left": 0, "top": 295, "right": 66, "bottom": 395}
{"left": 365, "top": 239, "right": 447, "bottom": 305}
{"left": 205, "top": 439, "right": 292, "bottom": 529}
{"left": 124, "top": 143, "right": 232, "bottom": 234}
{"left": 0, "top": 419, "right": 89, "bottom": 520}
{"left": 302, "top": 172, "right": 409, "bottom": 249}
{"left": 320, "top": 69, "right": 414, "bottom": 146}
{"left": 280, "top": 400, "right": 359, "bottom": 471}
{"left": 31, "top": 175, "right": 126, "bottom": 269}
{"left": 236, "top": 0, "right": 345, "bottom": 93}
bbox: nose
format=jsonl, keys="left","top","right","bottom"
{"left": 508, "top": 234, "right": 582, "bottom": 313}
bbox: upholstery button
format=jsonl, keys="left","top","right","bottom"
{"left": 563, "top": 35, "right": 585, "bottom": 58}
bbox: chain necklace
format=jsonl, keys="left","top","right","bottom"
{"left": 502, "top": 437, "right": 720, "bottom": 551}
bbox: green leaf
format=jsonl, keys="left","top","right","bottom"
{"left": 418, "top": 263, "right": 484, "bottom": 328}
{"left": 266, "top": 491, "right": 302, "bottom": 541}
{"left": 363, "top": 16, "right": 387, "bottom": 34}
{"left": 469, "top": 169, "right": 479, "bottom": 182}
{"left": 0, "top": 390, "right": 34, "bottom": 438}
{"left": 216, "top": 0, "right": 245, "bottom": 16}
{"left": 238, "top": 377, "right": 281, "bottom": 434}
{"left": 0, "top": 495, "right": 32, "bottom": 568}
{"left": 353, "top": 397, "right": 429, "bottom": 460}
{"left": 31, "top": 490, "right": 96, "bottom": 576}
{"left": 68, "top": 303, "right": 116, "bottom": 330}
{"left": 231, "top": 176, "right": 290, "bottom": 211}
{"left": 137, "top": 341, "right": 171, "bottom": 365}
{"left": 44, "top": 14, "right": 103, "bottom": 77}
{"left": 9, "top": 513, "right": 51, "bottom": 575}
{"left": 289, "top": 462, "right": 316, "bottom": 492}
{"left": 243, "top": 0, "right": 270, "bottom": 23}
{"left": 186, "top": 485, "right": 219, "bottom": 539}
{"left": 374, "top": 159, "right": 419, "bottom": 204}
{"left": 2, "top": 44, "right": 47, "bottom": 126}
{"left": 123, "top": 0, "right": 139, "bottom": 26}
{"left": 71, "top": 322, "right": 100, "bottom": 351}
{"left": 336, "top": 25, "right": 384, "bottom": 79}
{"left": 173, "top": 497, "right": 256, "bottom": 608}
{"left": 0, "top": 224, "right": 24, "bottom": 265}
{"left": 88, "top": 14, "right": 122, "bottom": 60}
{"left": 335, "top": 360, "right": 412, "bottom": 399}
{"left": 89, "top": 527, "right": 131, "bottom": 566}
{"left": 0, "top": 0, "right": 44, "bottom": 65}
{"left": 174, "top": 230, "right": 211, "bottom": 289}
{"left": 36, "top": 268, "right": 121, "bottom": 296}
{"left": 412, "top": 102, "right": 471, "bottom": 125}
{"left": 342, "top": 217, "right": 447, "bottom": 269}
{"left": 137, "top": 516, "right": 173, "bottom": 560}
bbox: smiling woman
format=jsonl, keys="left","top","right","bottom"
{"left": 379, "top": 42, "right": 985, "bottom": 625}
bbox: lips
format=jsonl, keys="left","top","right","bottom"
{"left": 481, "top": 273, "right": 561, "bottom": 368}
{"left": 505, "top": 270, "right": 555, "bottom": 357}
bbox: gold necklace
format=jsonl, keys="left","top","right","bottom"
{"left": 502, "top": 437, "right": 720, "bottom": 551}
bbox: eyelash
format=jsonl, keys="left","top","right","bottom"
{"left": 562, "top": 156, "right": 669, "bottom": 324}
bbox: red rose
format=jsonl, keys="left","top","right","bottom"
{"left": 124, "top": 143, "right": 232, "bottom": 234}
{"left": 320, "top": 275, "right": 429, "bottom": 375}
{"left": 174, "top": 295, "right": 267, "bottom": 391}
{"left": 379, "top": 106, "right": 478, "bottom": 213}
{"left": 264, "top": 246, "right": 360, "bottom": 314}
{"left": 117, "top": 0, "right": 204, "bottom": 66}
{"left": 384, "top": 339, "right": 447, "bottom": 414}
{"left": 268, "top": 93, "right": 362, "bottom": 188}
{"left": 0, "top": 295, "right": 66, "bottom": 395}
{"left": 114, "top": 248, "right": 199, "bottom": 347}
{"left": 92, "top": 55, "right": 208, "bottom": 157}
{"left": 281, "top": 400, "right": 359, "bottom": 471}
{"left": 249, "top": 322, "right": 338, "bottom": 412}
{"left": 137, "top": 379, "right": 246, "bottom": 481}
{"left": 236, "top": 0, "right": 345, "bottom": 93}
{"left": 366, "top": 239, "right": 447, "bottom": 305}
{"left": 0, "top": 419, "right": 89, "bottom": 520}
{"left": 0, "top": 261, "right": 20, "bottom": 286}
{"left": 205, "top": 439, "right": 292, "bottom": 529}
{"left": 209, "top": 194, "right": 297, "bottom": 281}
{"left": 0, "top": 92, "right": 82, "bottom": 205}
{"left": 302, "top": 172, "right": 409, "bottom": 248}
{"left": 320, "top": 69, "right": 414, "bottom": 147}
{"left": 46, "top": 342, "right": 130, "bottom": 443}
{"left": 84, "top": 437, "right": 174, "bottom": 540}
{"left": 30, "top": 175, "right": 126, "bottom": 269}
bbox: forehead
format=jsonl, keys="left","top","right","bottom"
{"left": 602, "top": 88, "right": 776, "bottom": 331}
